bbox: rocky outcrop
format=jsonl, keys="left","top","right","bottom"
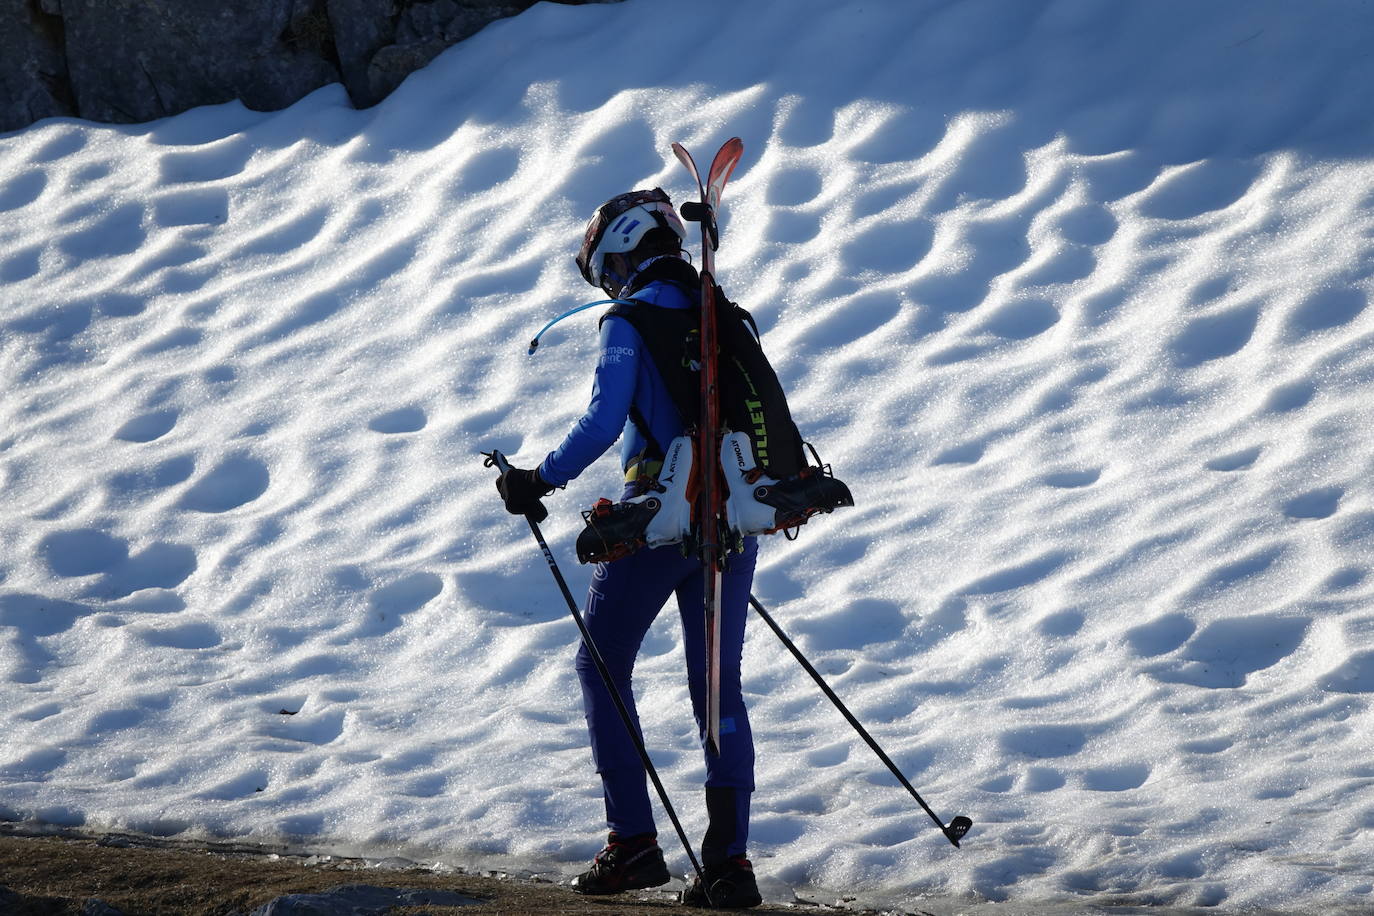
{"left": 0, "top": 0, "right": 615, "bottom": 134}
{"left": 0, "top": 1, "right": 70, "bottom": 130}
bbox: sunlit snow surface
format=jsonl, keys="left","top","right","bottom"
{"left": 3, "top": 0, "right": 1374, "bottom": 911}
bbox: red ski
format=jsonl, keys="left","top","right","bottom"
{"left": 672, "top": 137, "right": 744, "bottom": 757}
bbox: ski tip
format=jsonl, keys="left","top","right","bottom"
{"left": 946, "top": 816, "right": 973, "bottom": 847}
{"left": 671, "top": 141, "right": 697, "bottom": 174}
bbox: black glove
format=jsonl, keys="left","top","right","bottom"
{"left": 497, "top": 465, "right": 554, "bottom": 522}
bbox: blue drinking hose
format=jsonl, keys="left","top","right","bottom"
{"left": 527, "top": 299, "right": 638, "bottom": 355}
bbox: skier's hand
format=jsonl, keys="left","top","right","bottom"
{"left": 497, "top": 465, "right": 554, "bottom": 523}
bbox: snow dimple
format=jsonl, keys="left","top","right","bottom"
{"left": 114, "top": 411, "right": 179, "bottom": 444}
{"left": 107, "top": 455, "right": 196, "bottom": 499}
{"left": 1205, "top": 445, "right": 1262, "bottom": 471}
{"left": 40, "top": 530, "right": 129, "bottom": 577}
{"left": 1054, "top": 203, "right": 1117, "bottom": 246}
{"left": 155, "top": 136, "right": 254, "bottom": 184}
{"left": 1287, "top": 286, "right": 1367, "bottom": 337}
{"left": 1124, "top": 613, "right": 1195, "bottom": 658}
{"left": 30, "top": 129, "right": 86, "bottom": 162}
{"left": 360, "top": 573, "right": 444, "bottom": 638}
{"left": 1262, "top": 380, "right": 1315, "bottom": 413}
{"left": 57, "top": 202, "right": 148, "bottom": 261}
{"left": 0, "top": 593, "right": 95, "bottom": 638}
{"left": 0, "top": 246, "right": 42, "bottom": 282}
{"left": 447, "top": 146, "right": 521, "bottom": 190}
{"left": 961, "top": 551, "right": 1071, "bottom": 595}
{"left": 136, "top": 620, "right": 221, "bottom": 650}
{"left": 1183, "top": 545, "right": 1286, "bottom": 603}
{"left": 1282, "top": 486, "right": 1343, "bottom": 520}
{"left": 0, "top": 171, "right": 46, "bottom": 211}
{"left": 1331, "top": 511, "right": 1374, "bottom": 549}
{"left": 999, "top": 724, "right": 1088, "bottom": 759}
{"left": 766, "top": 167, "right": 824, "bottom": 207}
{"left": 0, "top": 746, "right": 68, "bottom": 781}
{"left": 979, "top": 298, "right": 1060, "bottom": 340}
{"left": 1323, "top": 567, "right": 1366, "bottom": 592}
{"left": 1082, "top": 763, "right": 1151, "bottom": 791}
{"left": 1147, "top": 615, "right": 1311, "bottom": 688}
{"left": 1138, "top": 158, "right": 1264, "bottom": 220}
{"left": 234, "top": 206, "right": 330, "bottom": 260}
{"left": 841, "top": 218, "right": 935, "bottom": 275}
{"left": 368, "top": 407, "right": 428, "bottom": 434}
{"left": 100, "top": 543, "right": 198, "bottom": 598}
{"left": 794, "top": 291, "right": 903, "bottom": 350}
{"left": 1042, "top": 467, "right": 1100, "bottom": 489}
{"left": 179, "top": 454, "right": 269, "bottom": 513}
{"left": 151, "top": 188, "right": 229, "bottom": 227}
{"left": 1022, "top": 766, "right": 1065, "bottom": 792}
{"left": 195, "top": 768, "right": 269, "bottom": 801}
{"left": 1168, "top": 303, "right": 1260, "bottom": 367}
{"left": 1035, "top": 609, "right": 1084, "bottom": 637}
{"left": 1181, "top": 736, "right": 1233, "bottom": 755}
{"left": 930, "top": 439, "right": 985, "bottom": 466}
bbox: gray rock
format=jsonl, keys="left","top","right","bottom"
{"left": 325, "top": 0, "right": 397, "bottom": 107}
{"left": 59, "top": 0, "right": 340, "bottom": 122}
{"left": 0, "top": 0, "right": 621, "bottom": 133}
{"left": 249, "top": 883, "right": 483, "bottom": 915}
{"left": 365, "top": 1, "right": 530, "bottom": 106}
{"left": 0, "top": 0, "right": 71, "bottom": 133}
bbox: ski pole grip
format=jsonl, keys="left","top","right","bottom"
{"left": 484, "top": 449, "right": 512, "bottom": 476}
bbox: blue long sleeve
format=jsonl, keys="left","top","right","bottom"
{"left": 539, "top": 281, "right": 695, "bottom": 487}
{"left": 540, "top": 317, "right": 641, "bottom": 487}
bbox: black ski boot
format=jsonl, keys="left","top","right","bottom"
{"left": 681, "top": 855, "right": 762, "bottom": 909}
{"left": 681, "top": 787, "right": 763, "bottom": 908}
{"left": 570, "top": 832, "right": 671, "bottom": 895}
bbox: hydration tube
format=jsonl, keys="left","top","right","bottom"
{"left": 527, "top": 299, "right": 636, "bottom": 355}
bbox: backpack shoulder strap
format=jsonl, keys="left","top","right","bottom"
{"left": 599, "top": 301, "right": 701, "bottom": 454}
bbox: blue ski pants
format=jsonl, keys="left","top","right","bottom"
{"left": 574, "top": 537, "right": 757, "bottom": 859}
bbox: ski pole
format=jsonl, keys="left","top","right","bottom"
{"left": 747, "top": 594, "right": 973, "bottom": 848}
{"left": 483, "top": 450, "right": 711, "bottom": 896}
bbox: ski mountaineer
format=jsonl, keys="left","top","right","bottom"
{"left": 494, "top": 187, "right": 765, "bottom": 909}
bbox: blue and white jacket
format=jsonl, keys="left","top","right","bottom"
{"left": 539, "top": 260, "right": 697, "bottom": 487}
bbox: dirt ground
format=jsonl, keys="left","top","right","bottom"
{"left": 0, "top": 829, "right": 883, "bottom": 916}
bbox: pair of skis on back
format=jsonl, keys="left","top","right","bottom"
{"left": 673, "top": 136, "right": 742, "bottom": 760}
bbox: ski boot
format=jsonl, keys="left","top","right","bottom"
{"left": 576, "top": 436, "right": 694, "bottom": 563}
{"left": 721, "top": 432, "right": 854, "bottom": 538}
{"left": 681, "top": 855, "right": 762, "bottom": 909}
{"left": 571, "top": 832, "right": 672, "bottom": 895}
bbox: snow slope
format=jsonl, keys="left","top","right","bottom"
{"left": 3, "top": 0, "right": 1374, "bottom": 910}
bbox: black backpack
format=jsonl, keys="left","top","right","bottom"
{"left": 602, "top": 262, "right": 806, "bottom": 480}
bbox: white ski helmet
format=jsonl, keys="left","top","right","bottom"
{"left": 576, "top": 187, "right": 687, "bottom": 293}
